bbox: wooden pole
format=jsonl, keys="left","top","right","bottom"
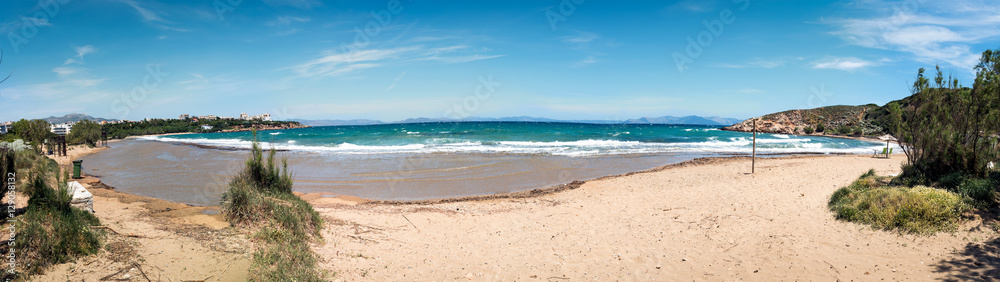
{"left": 752, "top": 119, "right": 756, "bottom": 174}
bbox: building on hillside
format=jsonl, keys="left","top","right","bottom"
{"left": 240, "top": 113, "right": 249, "bottom": 120}
{"left": 50, "top": 123, "right": 72, "bottom": 136}
{"left": 179, "top": 114, "right": 190, "bottom": 120}
{"left": 260, "top": 113, "right": 271, "bottom": 121}
{"left": 201, "top": 124, "right": 213, "bottom": 130}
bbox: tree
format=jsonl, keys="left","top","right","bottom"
{"left": 890, "top": 49, "right": 1000, "bottom": 183}
{"left": 911, "top": 68, "right": 930, "bottom": 94}
{"left": 68, "top": 120, "right": 101, "bottom": 146}
{"left": 11, "top": 119, "right": 52, "bottom": 153}
{"left": 934, "top": 65, "right": 945, "bottom": 89}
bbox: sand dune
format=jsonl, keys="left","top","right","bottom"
{"left": 311, "top": 155, "right": 998, "bottom": 280}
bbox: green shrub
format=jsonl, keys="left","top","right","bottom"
{"left": 837, "top": 124, "right": 852, "bottom": 135}
{"left": 939, "top": 172, "right": 966, "bottom": 190}
{"left": 957, "top": 178, "right": 997, "bottom": 208}
{"left": 5, "top": 166, "right": 103, "bottom": 279}
{"left": 830, "top": 171, "right": 968, "bottom": 234}
{"left": 804, "top": 126, "right": 814, "bottom": 134}
{"left": 853, "top": 127, "right": 864, "bottom": 136}
{"left": 815, "top": 123, "right": 825, "bottom": 133}
{"left": 220, "top": 132, "right": 324, "bottom": 281}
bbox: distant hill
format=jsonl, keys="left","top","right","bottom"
{"left": 42, "top": 113, "right": 117, "bottom": 124}
{"left": 292, "top": 119, "right": 384, "bottom": 126}
{"left": 295, "top": 115, "right": 741, "bottom": 126}
{"left": 721, "top": 90, "right": 938, "bottom": 135}
{"left": 624, "top": 115, "right": 740, "bottom": 126}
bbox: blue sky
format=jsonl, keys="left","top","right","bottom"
{"left": 1, "top": 0, "right": 998, "bottom": 122}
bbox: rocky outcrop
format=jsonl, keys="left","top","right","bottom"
{"left": 722, "top": 105, "right": 882, "bottom": 135}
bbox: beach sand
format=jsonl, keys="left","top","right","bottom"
{"left": 309, "top": 154, "right": 999, "bottom": 280}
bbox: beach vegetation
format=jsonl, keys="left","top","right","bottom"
{"left": 830, "top": 170, "right": 968, "bottom": 234}
{"left": 220, "top": 131, "right": 325, "bottom": 281}
{"left": 815, "top": 123, "right": 825, "bottom": 133}
{"left": 1, "top": 146, "right": 104, "bottom": 279}
{"left": 836, "top": 124, "right": 852, "bottom": 135}
{"left": 852, "top": 127, "right": 864, "bottom": 136}
{"left": 102, "top": 118, "right": 302, "bottom": 140}
{"left": 803, "top": 126, "right": 814, "bottom": 134}
{"left": 67, "top": 119, "right": 101, "bottom": 146}
{"left": 886, "top": 50, "right": 1000, "bottom": 206}
{"left": 10, "top": 119, "right": 53, "bottom": 154}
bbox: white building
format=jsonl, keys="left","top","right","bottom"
{"left": 201, "top": 124, "right": 214, "bottom": 130}
{"left": 240, "top": 113, "right": 249, "bottom": 120}
{"left": 50, "top": 123, "right": 73, "bottom": 136}
{"left": 0, "top": 122, "right": 11, "bottom": 135}
{"left": 179, "top": 114, "right": 190, "bottom": 120}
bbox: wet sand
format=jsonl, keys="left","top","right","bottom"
{"left": 83, "top": 139, "right": 713, "bottom": 205}
{"left": 308, "top": 154, "right": 999, "bottom": 280}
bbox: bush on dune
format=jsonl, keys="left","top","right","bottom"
{"left": 220, "top": 132, "right": 324, "bottom": 281}
{"left": 830, "top": 170, "right": 968, "bottom": 234}
{"left": 2, "top": 148, "right": 103, "bottom": 279}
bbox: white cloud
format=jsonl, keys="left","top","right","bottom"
{"left": 265, "top": 16, "right": 311, "bottom": 26}
{"left": 119, "top": 0, "right": 164, "bottom": 22}
{"left": 827, "top": 0, "right": 1000, "bottom": 70}
{"left": 812, "top": 57, "right": 875, "bottom": 71}
{"left": 286, "top": 45, "right": 502, "bottom": 77}
{"left": 670, "top": 0, "right": 717, "bottom": 13}
{"left": 21, "top": 17, "right": 52, "bottom": 27}
{"left": 262, "top": 0, "right": 321, "bottom": 9}
{"left": 560, "top": 31, "right": 599, "bottom": 49}
{"left": 738, "top": 88, "right": 763, "bottom": 94}
{"left": 714, "top": 58, "right": 785, "bottom": 69}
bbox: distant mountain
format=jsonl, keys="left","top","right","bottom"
{"left": 43, "top": 113, "right": 117, "bottom": 124}
{"left": 294, "top": 115, "right": 740, "bottom": 126}
{"left": 292, "top": 119, "right": 384, "bottom": 126}
{"left": 624, "top": 115, "right": 741, "bottom": 126}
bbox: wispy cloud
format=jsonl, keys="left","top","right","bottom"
{"left": 714, "top": 58, "right": 785, "bottom": 69}
{"left": 265, "top": 16, "right": 311, "bottom": 26}
{"left": 262, "top": 0, "right": 321, "bottom": 9}
{"left": 119, "top": 0, "right": 164, "bottom": 22}
{"left": 812, "top": 57, "right": 875, "bottom": 71}
{"left": 738, "top": 88, "right": 763, "bottom": 94}
{"left": 21, "top": 17, "right": 52, "bottom": 27}
{"left": 286, "top": 45, "right": 502, "bottom": 77}
{"left": 63, "top": 45, "right": 97, "bottom": 65}
{"left": 826, "top": 0, "right": 1000, "bottom": 70}
{"left": 670, "top": 0, "right": 718, "bottom": 13}
{"left": 560, "top": 31, "right": 599, "bottom": 49}
{"left": 116, "top": 0, "right": 191, "bottom": 32}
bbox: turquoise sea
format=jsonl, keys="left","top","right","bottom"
{"left": 142, "top": 122, "right": 888, "bottom": 156}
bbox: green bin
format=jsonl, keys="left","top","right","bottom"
{"left": 72, "top": 160, "right": 83, "bottom": 179}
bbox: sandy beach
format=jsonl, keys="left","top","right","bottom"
{"left": 308, "top": 154, "right": 998, "bottom": 280}
{"left": 27, "top": 145, "right": 999, "bottom": 280}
